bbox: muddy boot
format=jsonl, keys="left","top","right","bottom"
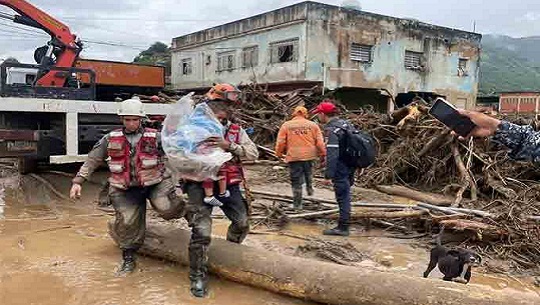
{"left": 189, "top": 246, "right": 208, "bottom": 298}
{"left": 306, "top": 187, "right": 314, "bottom": 197}
{"left": 190, "top": 276, "right": 208, "bottom": 298}
{"left": 116, "top": 249, "right": 136, "bottom": 276}
{"left": 292, "top": 187, "right": 303, "bottom": 211}
{"left": 322, "top": 223, "right": 350, "bottom": 236}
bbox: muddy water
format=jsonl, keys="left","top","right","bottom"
{"left": 1, "top": 170, "right": 539, "bottom": 305}
{"left": 0, "top": 174, "right": 313, "bottom": 305}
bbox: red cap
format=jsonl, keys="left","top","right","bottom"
{"left": 312, "top": 101, "right": 338, "bottom": 114}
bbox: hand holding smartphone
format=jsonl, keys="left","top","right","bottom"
{"left": 428, "top": 98, "right": 476, "bottom": 137}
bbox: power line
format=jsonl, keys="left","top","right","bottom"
{"left": 0, "top": 20, "right": 48, "bottom": 36}
{"left": 59, "top": 17, "right": 228, "bottom": 22}
{"left": 81, "top": 39, "right": 147, "bottom": 50}
{"left": 0, "top": 27, "right": 47, "bottom": 38}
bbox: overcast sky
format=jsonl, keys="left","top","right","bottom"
{"left": 0, "top": 0, "right": 537, "bottom": 63}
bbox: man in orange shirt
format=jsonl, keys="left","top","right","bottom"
{"left": 275, "top": 106, "right": 326, "bottom": 210}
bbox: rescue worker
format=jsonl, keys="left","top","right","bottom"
{"left": 313, "top": 100, "right": 355, "bottom": 236}
{"left": 275, "top": 106, "right": 326, "bottom": 210}
{"left": 69, "top": 96, "right": 185, "bottom": 276}
{"left": 182, "top": 83, "right": 258, "bottom": 297}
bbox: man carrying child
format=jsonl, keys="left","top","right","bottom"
{"left": 182, "top": 83, "right": 259, "bottom": 298}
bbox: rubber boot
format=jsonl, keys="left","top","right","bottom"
{"left": 116, "top": 249, "right": 136, "bottom": 276}
{"left": 322, "top": 223, "right": 350, "bottom": 236}
{"left": 306, "top": 178, "right": 314, "bottom": 197}
{"left": 292, "top": 187, "right": 303, "bottom": 211}
{"left": 189, "top": 246, "right": 209, "bottom": 298}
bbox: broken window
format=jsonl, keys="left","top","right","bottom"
{"left": 242, "top": 46, "right": 259, "bottom": 68}
{"left": 217, "top": 51, "right": 235, "bottom": 72}
{"left": 350, "top": 43, "right": 373, "bottom": 63}
{"left": 404, "top": 51, "right": 423, "bottom": 70}
{"left": 181, "top": 58, "right": 192, "bottom": 75}
{"left": 270, "top": 39, "right": 298, "bottom": 63}
{"left": 458, "top": 58, "right": 468, "bottom": 76}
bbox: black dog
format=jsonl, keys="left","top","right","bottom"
{"left": 423, "top": 226, "right": 482, "bottom": 284}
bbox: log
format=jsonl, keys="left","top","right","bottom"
{"left": 123, "top": 221, "right": 538, "bottom": 305}
{"left": 450, "top": 142, "right": 477, "bottom": 205}
{"left": 249, "top": 209, "right": 340, "bottom": 220}
{"left": 375, "top": 185, "right": 454, "bottom": 206}
{"left": 252, "top": 190, "right": 417, "bottom": 209}
{"left": 417, "top": 203, "right": 493, "bottom": 218}
{"left": 439, "top": 219, "right": 507, "bottom": 240}
{"left": 327, "top": 208, "right": 427, "bottom": 220}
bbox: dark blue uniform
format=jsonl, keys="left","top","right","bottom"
{"left": 492, "top": 121, "right": 540, "bottom": 161}
{"left": 324, "top": 118, "right": 356, "bottom": 229}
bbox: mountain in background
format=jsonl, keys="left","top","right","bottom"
{"left": 479, "top": 35, "right": 540, "bottom": 95}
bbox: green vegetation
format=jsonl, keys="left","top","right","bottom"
{"left": 133, "top": 42, "right": 171, "bottom": 74}
{"left": 480, "top": 35, "right": 540, "bottom": 95}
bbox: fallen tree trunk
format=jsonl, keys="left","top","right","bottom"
{"left": 327, "top": 208, "right": 427, "bottom": 220}
{"left": 375, "top": 185, "right": 454, "bottom": 206}
{"left": 120, "top": 221, "right": 538, "bottom": 305}
{"left": 438, "top": 219, "right": 507, "bottom": 240}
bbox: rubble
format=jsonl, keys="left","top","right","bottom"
{"left": 142, "top": 86, "right": 538, "bottom": 274}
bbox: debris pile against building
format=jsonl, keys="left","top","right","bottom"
{"left": 232, "top": 94, "right": 539, "bottom": 274}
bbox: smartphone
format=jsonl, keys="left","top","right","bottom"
{"left": 428, "top": 98, "right": 476, "bottom": 137}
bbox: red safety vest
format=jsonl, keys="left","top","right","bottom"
{"left": 224, "top": 124, "right": 243, "bottom": 185}
{"left": 107, "top": 128, "right": 163, "bottom": 189}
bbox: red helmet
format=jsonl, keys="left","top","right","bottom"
{"left": 206, "top": 83, "right": 241, "bottom": 104}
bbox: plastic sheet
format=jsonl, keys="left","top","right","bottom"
{"left": 162, "top": 93, "right": 232, "bottom": 181}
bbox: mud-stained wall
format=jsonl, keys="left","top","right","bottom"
{"left": 171, "top": 22, "right": 308, "bottom": 89}
{"left": 171, "top": 2, "right": 481, "bottom": 108}
{"left": 304, "top": 3, "right": 481, "bottom": 108}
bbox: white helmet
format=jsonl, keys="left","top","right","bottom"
{"left": 118, "top": 96, "right": 146, "bottom": 117}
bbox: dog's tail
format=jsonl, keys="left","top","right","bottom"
{"left": 436, "top": 225, "right": 446, "bottom": 246}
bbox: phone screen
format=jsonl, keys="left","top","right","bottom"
{"left": 429, "top": 98, "right": 476, "bottom": 137}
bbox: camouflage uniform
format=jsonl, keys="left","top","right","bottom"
{"left": 183, "top": 122, "right": 258, "bottom": 292}
{"left": 492, "top": 121, "right": 540, "bottom": 161}
{"left": 73, "top": 127, "right": 184, "bottom": 251}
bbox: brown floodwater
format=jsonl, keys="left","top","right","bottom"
{"left": 0, "top": 173, "right": 314, "bottom": 305}
{"left": 1, "top": 171, "right": 538, "bottom": 305}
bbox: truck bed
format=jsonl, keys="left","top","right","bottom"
{"left": 0, "top": 97, "right": 171, "bottom": 164}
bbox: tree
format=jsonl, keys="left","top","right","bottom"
{"left": 133, "top": 42, "right": 171, "bottom": 75}
{"left": 133, "top": 42, "right": 169, "bottom": 64}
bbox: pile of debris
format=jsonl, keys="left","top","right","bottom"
{"left": 232, "top": 84, "right": 324, "bottom": 147}
{"left": 243, "top": 98, "right": 539, "bottom": 274}
{"left": 348, "top": 103, "right": 540, "bottom": 273}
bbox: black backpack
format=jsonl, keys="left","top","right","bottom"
{"left": 335, "top": 124, "right": 377, "bottom": 169}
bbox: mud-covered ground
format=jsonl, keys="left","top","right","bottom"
{"left": 0, "top": 165, "right": 538, "bottom": 305}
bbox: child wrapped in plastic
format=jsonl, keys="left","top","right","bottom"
{"left": 162, "top": 93, "right": 232, "bottom": 183}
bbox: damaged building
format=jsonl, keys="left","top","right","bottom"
{"left": 171, "top": 1, "right": 481, "bottom": 112}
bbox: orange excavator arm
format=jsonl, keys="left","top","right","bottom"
{"left": 0, "top": 0, "right": 82, "bottom": 87}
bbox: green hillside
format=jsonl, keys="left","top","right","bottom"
{"left": 479, "top": 35, "right": 540, "bottom": 95}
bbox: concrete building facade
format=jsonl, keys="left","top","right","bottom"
{"left": 171, "top": 1, "right": 481, "bottom": 110}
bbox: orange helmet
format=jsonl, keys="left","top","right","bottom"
{"left": 206, "top": 83, "right": 241, "bottom": 104}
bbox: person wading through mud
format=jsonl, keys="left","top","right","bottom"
{"left": 69, "top": 96, "right": 185, "bottom": 276}
{"left": 275, "top": 106, "right": 326, "bottom": 210}
{"left": 313, "top": 100, "right": 356, "bottom": 236}
{"left": 181, "top": 83, "right": 258, "bottom": 298}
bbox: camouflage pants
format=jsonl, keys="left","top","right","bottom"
{"left": 108, "top": 177, "right": 184, "bottom": 250}
{"left": 184, "top": 182, "right": 249, "bottom": 280}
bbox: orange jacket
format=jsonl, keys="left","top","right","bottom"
{"left": 275, "top": 116, "right": 326, "bottom": 162}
